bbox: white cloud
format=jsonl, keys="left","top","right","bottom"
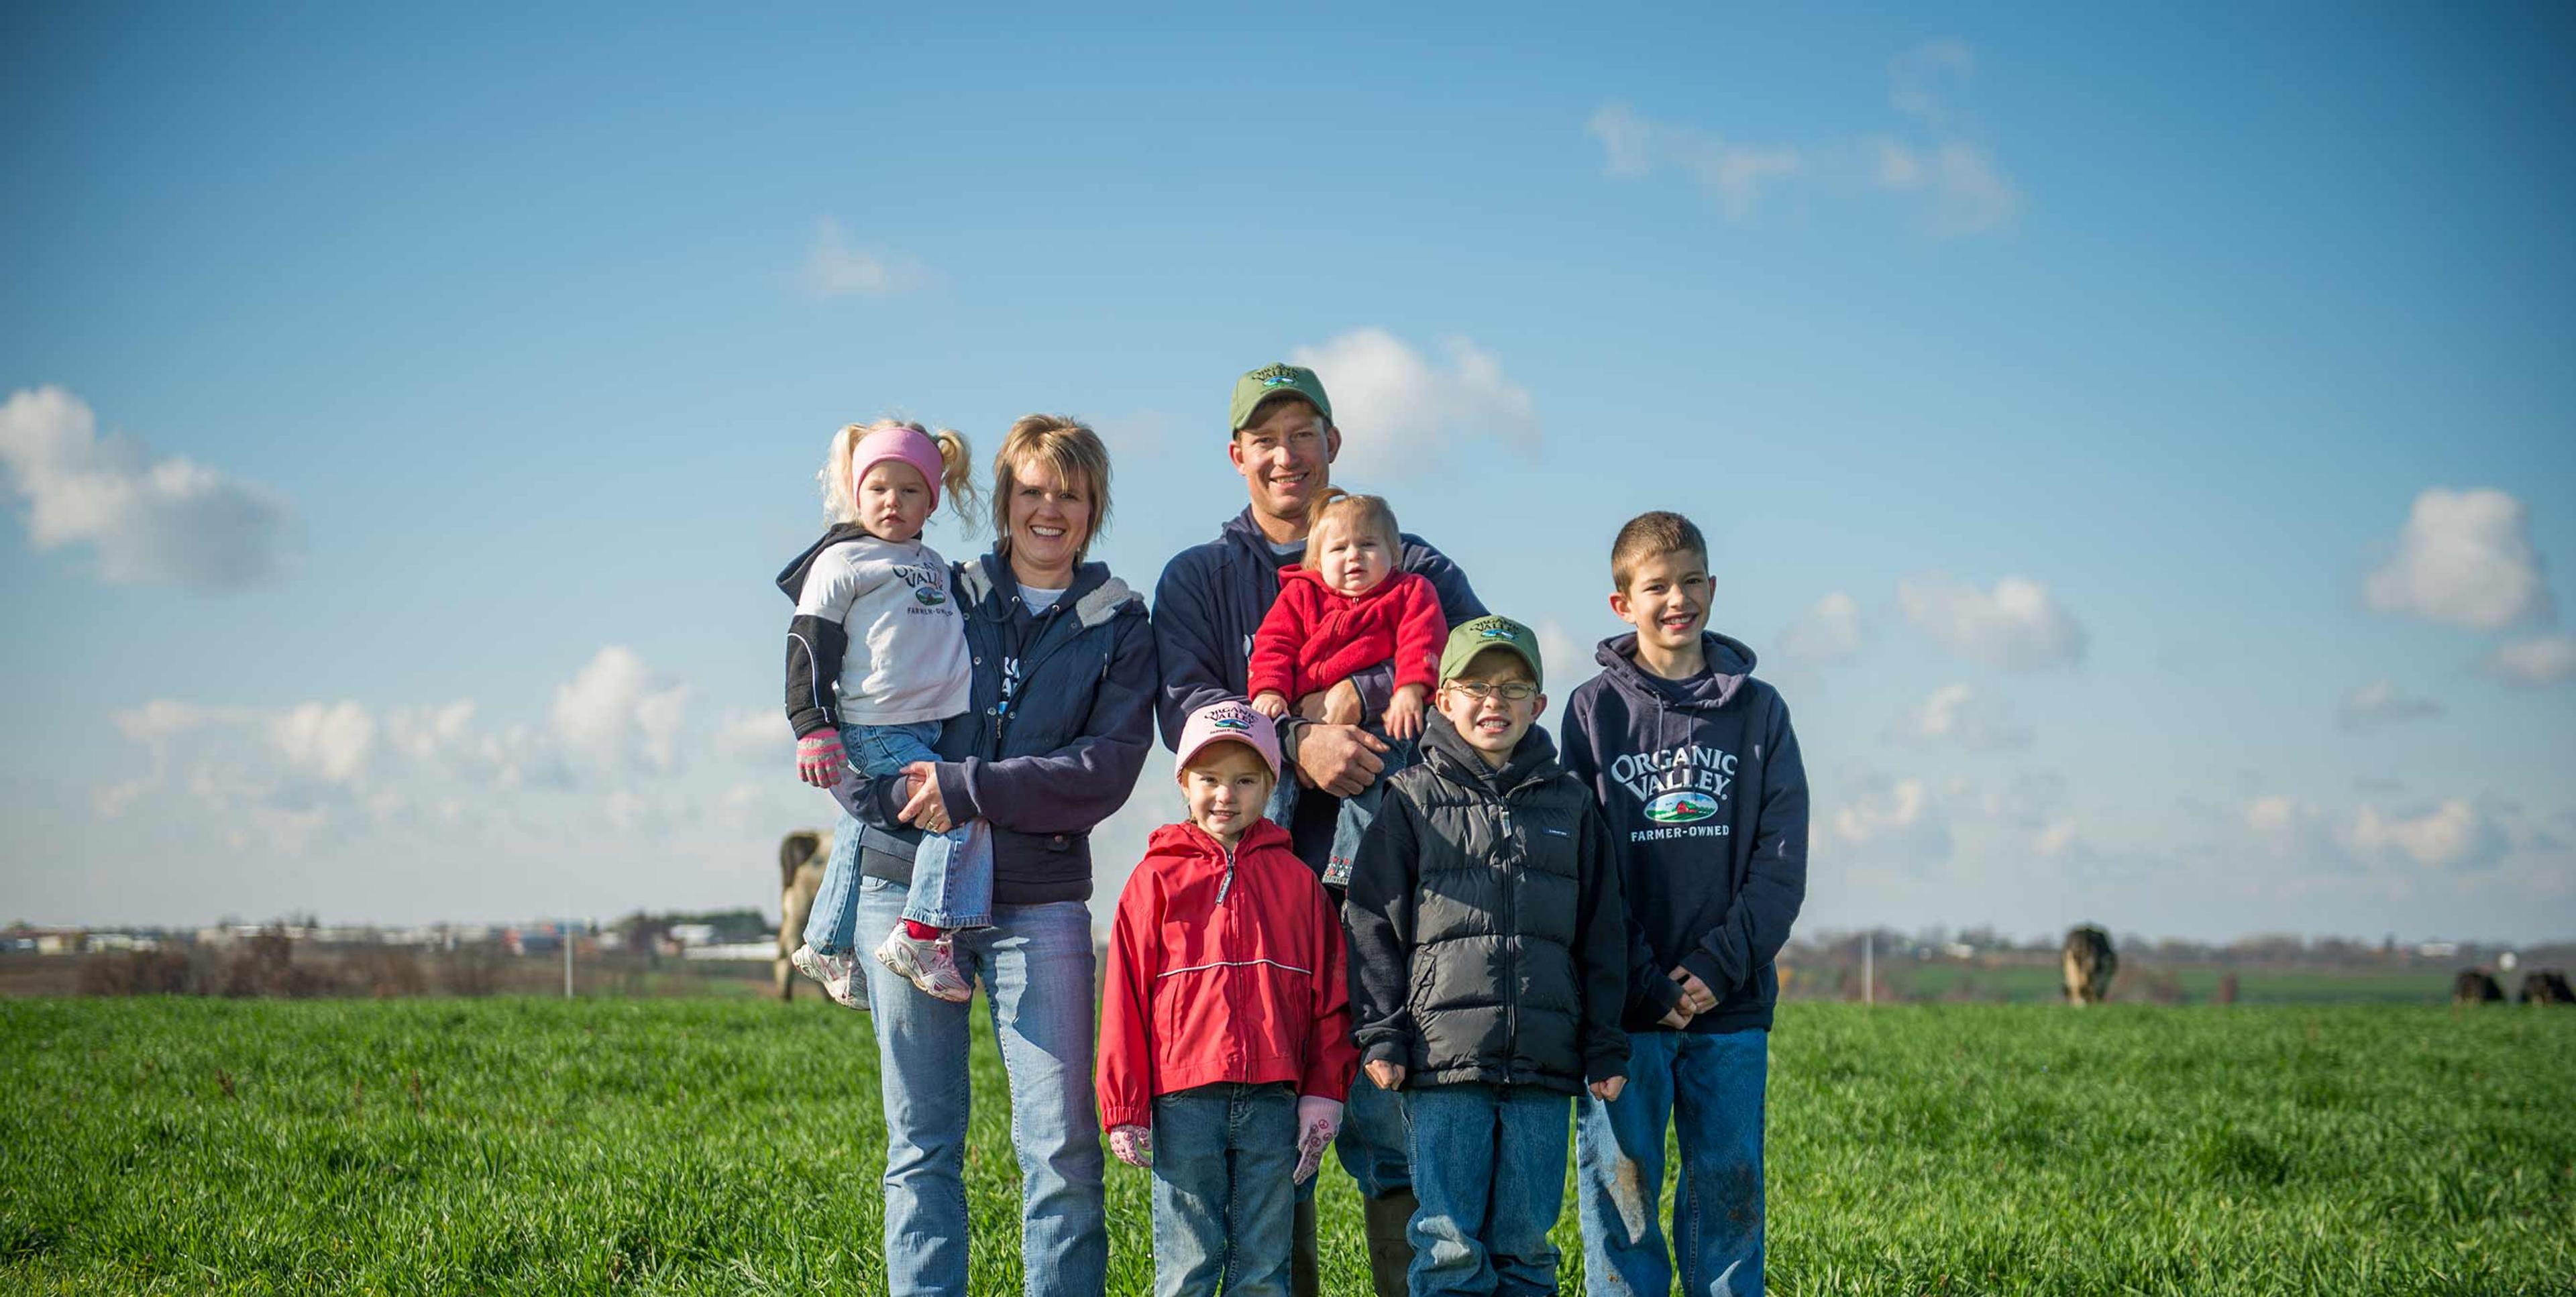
{"left": 2345, "top": 799, "right": 2506, "bottom": 872}
{"left": 802, "top": 217, "right": 929, "bottom": 298}
{"left": 550, "top": 646, "right": 692, "bottom": 773}
{"left": 1829, "top": 771, "right": 1952, "bottom": 865}
{"left": 1889, "top": 682, "right": 2032, "bottom": 750}
{"left": 1776, "top": 592, "right": 1865, "bottom": 667}
{"left": 386, "top": 701, "right": 477, "bottom": 762}
{"left": 2243, "top": 795, "right": 2330, "bottom": 860}
{"left": 0, "top": 386, "right": 292, "bottom": 589}
{"left": 1589, "top": 40, "right": 2018, "bottom": 238}
{"left": 1587, "top": 103, "right": 1801, "bottom": 219}
{"left": 266, "top": 701, "right": 377, "bottom": 784}
{"left": 2363, "top": 488, "right": 2551, "bottom": 630}
{"left": 2337, "top": 679, "right": 2445, "bottom": 731}
{"left": 718, "top": 707, "right": 794, "bottom": 767}
{"left": 2482, "top": 635, "right": 2576, "bottom": 687}
{"left": 1288, "top": 329, "right": 1538, "bottom": 480}
{"left": 1897, "top": 573, "right": 2086, "bottom": 671}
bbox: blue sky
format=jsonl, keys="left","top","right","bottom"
{"left": 6, "top": 3, "right": 2573, "bottom": 942}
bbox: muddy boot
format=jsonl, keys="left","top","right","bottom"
{"left": 1362, "top": 1188, "right": 1417, "bottom": 1297}
{"left": 1291, "top": 1192, "right": 1320, "bottom": 1297}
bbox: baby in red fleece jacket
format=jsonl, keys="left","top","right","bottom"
{"left": 1246, "top": 490, "right": 1448, "bottom": 885}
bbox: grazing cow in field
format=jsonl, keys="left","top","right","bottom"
{"left": 2453, "top": 969, "right": 2505, "bottom": 1005}
{"left": 2520, "top": 969, "right": 2575, "bottom": 1005}
{"left": 774, "top": 830, "right": 830, "bottom": 1001}
{"left": 2062, "top": 925, "right": 2116, "bottom": 1005}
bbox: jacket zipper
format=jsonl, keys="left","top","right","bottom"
{"left": 1498, "top": 791, "right": 1517, "bottom": 1085}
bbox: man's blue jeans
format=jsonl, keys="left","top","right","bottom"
{"left": 804, "top": 722, "right": 993, "bottom": 956}
{"left": 1149, "top": 1082, "right": 1299, "bottom": 1297}
{"left": 1574, "top": 1029, "right": 1768, "bottom": 1297}
{"left": 857, "top": 877, "right": 1106, "bottom": 1296}
{"left": 1404, "top": 1083, "right": 1572, "bottom": 1297}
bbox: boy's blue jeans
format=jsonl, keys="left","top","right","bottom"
{"left": 1574, "top": 1028, "right": 1768, "bottom": 1297}
{"left": 1265, "top": 728, "right": 1417, "bottom": 889}
{"left": 802, "top": 720, "right": 993, "bottom": 956}
{"left": 1150, "top": 1082, "right": 1299, "bottom": 1297}
{"left": 1404, "top": 1082, "right": 1572, "bottom": 1297}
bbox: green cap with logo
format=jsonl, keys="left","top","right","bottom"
{"left": 1229, "top": 362, "right": 1334, "bottom": 432}
{"left": 1439, "top": 615, "right": 1544, "bottom": 689}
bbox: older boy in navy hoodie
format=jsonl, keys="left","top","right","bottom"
{"left": 1560, "top": 512, "right": 1809, "bottom": 1297}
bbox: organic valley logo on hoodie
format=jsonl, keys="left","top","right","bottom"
{"left": 1609, "top": 743, "right": 1737, "bottom": 840}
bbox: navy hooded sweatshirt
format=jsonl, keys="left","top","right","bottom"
{"left": 1152, "top": 506, "right": 1483, "bottom": 875}
{"left": 1560, "top": 631, "right": 1809, "bottom": 1034}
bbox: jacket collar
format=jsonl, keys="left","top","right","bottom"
{"left": 1419, "top": 713, "right": 1560, "bottom": 796}
{"left": 1146, "top": 815, "right": 1293, "bottom": 863}
{"left": 1592, "top": 630, "right": 1757, "bottom": 711}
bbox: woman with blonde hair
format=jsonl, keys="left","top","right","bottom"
{"left": 828, "top": 413, "right": 1158, "bottom": 1297}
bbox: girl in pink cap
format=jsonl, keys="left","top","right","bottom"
{"left": 778, "top": 419, "right": 987, "bottom": 1005}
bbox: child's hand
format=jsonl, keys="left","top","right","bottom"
{"left": 796, "top": 732, "right": 847, "bottom": 787}
{"left": 1589, "top": 1076, "right": 1627, "bottom": 1103}
{"left": 1383, "top": 685, "right": 1427, "bottom": 740}
{"left": 1668, "top": 967, "right": 1719, "bottom": 1015}
{"left": 1657, "top": 1003, "right": 1697, "bottom": 1031}
{"left": 1251, "top": 691, "right": 1291, "bottom": 720}
{"left": 1363, "top": 1059, "right": 1406, "bottom": 1092}
{"left": 1109, "top": 1125, "right": 1152, "bottom": 1168}
{"left": 1292, "top": 1096, "right": 1344, "bottom": 1184}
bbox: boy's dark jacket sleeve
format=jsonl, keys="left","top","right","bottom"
{"left": 1574, "top": 799, "right": 1631, "bottom": 1084}
{"left": 1678, "top": 697, "right": 1810, "bottom": 995}
{"left": 934, "top": 610, "right": 1157, "bottom": 834}
{"left": 1560, "top": 697, "right": 1688, "bottom": 1021}
{"left": 1342, "top": 786, "right": 1420, "bottom": 1068}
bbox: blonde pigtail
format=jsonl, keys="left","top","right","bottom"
{"left": 932, "top": 428, "right": 981, "bottom": 524}
{"left": 816, "top": 422, "right": 869, "bottom": 525}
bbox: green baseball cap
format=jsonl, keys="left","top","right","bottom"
{"left": 1229, "top": 362, "right": 1334, "bottom": 432}
{"left": 1439, "top": 615, "right": 1544, "bottom": 689}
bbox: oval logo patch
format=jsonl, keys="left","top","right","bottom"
{"left": 1644, "top": 790, "right": 1719, "bottom": 824}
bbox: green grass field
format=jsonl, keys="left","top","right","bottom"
{"left": 4, "top": 998, "right": 2570, "bottom": 1295}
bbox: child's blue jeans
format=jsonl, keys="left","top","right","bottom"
{"left": 802, "top": 721, "right": 992, "bottom": 956}
{"left": 1574, "top": 1027, "right": 1768, "bottom": 1297}
{"left": 1404, "top": 1082, "right": 1572, "bottom": 1297}
{"left": 1265, "top": 726, "right": 1418, "bottom": 889}
{"left": 1150, "top": 1081, "right": 1298, "bottom": 1297}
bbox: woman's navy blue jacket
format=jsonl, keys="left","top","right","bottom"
{"left": 830, "top": 553, "right": 1158, "bottom": 905}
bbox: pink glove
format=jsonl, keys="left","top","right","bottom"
{"left": 1292, "top": 1096, "right": 1344, "bottom": 1184}
{"left": 797, "top": 732, "right": 847, "bottom": 787}
{"left": 1110, "top": 1124, "right": 1153, "bottom": 1168}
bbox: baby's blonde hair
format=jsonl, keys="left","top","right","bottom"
{"left": 1303, "top": 488, "right": 1401, "bottom": 570}
{"left": 817, "top": 419, "right": 981, "bottom": 532}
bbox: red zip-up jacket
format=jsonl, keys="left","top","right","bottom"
{"left": 1246, "top": 567, "right": 1446, "bottom": 707}
{"left": 1097, "top": 817, "right": 1358, "bottom": 1131}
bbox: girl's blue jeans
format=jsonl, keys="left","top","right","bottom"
{"left": 802, "top": 720, "right": 994, "bottom": 956}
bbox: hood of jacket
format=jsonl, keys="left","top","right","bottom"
{"left": 775, "top": 522, "right": 874, "bottom": 602}
{"left": 1592, "top": 630, "right": 1758, "bottom": 710}
{"left": 1275, "top": 563, "right": 1408, "bottom": 607}
{"left": 1142, "top": 817, "right": 1295, "bottom": 903}
{"left": 955, "top": 553, "right": 1140, "bottom": 629}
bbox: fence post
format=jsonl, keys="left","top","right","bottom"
{"left": 564, "top": 925, "right": 574, "bottom": 999}
{"left": 1863, "top": 932, "right": 1874, "bottom": 1007}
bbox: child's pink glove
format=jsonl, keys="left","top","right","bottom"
{"left": 796, "top": 732, "right": 847, "bottom": 787}
{"left": 1109, "top": 1124, "right": 1153, "bottom": 1169}
{"left": 1292, "top": 1096, "right": 1344, "bottom": 1184}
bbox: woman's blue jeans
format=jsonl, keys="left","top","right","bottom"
{"left": 857, "top": 877, "right": 1106, "bottom": 1296}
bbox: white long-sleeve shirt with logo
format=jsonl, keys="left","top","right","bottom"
{"left": 793, "top": 534, "right": 972, "bottom": 727}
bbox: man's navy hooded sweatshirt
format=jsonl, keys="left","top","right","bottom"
{"left": 1560, "top": 630, "right": 1809, "bottom": 1034}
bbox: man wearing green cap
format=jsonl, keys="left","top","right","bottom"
{"left": 1152, "top": 361, "right": 1487, "bottom": 1297}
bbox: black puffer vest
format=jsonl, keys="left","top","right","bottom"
{"left": 1380, "top": 720, "right": 1619, "bottom": 1094}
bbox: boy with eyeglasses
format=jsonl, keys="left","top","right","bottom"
{"left": 1342, "top": 616, "right": 1631, "bottom": 1297}
{"left": 1561, "top": 511, "right": 1809, "bottom": 1297}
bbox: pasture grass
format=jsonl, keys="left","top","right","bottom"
{"left": 2, "top": 998, "right": 2569, "bottom": 1294}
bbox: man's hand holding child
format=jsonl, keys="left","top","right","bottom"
{"left": 1109, "top": 1124, "right": 1152, "bottom": 1169}
{"left": 1292, "top": 1096, "right": 1344, "bottom": 1184}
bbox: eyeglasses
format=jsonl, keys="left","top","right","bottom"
{"left": 1447, "top": 681, "right": 1538, "bottom": 701}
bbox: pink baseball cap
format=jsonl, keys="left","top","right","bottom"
{"left": 851, "top": 425, "right": 949, "bottom": 510}
{"left": 1173, "top": 701, "right": 1281, "bottom": 781}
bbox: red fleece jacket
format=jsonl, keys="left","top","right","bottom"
{"left": 1096, "top": 818, "right": 1357, "bottom": 1130}
{"left": 1246, "top": 567, "right": 1446, "bottom": 706}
